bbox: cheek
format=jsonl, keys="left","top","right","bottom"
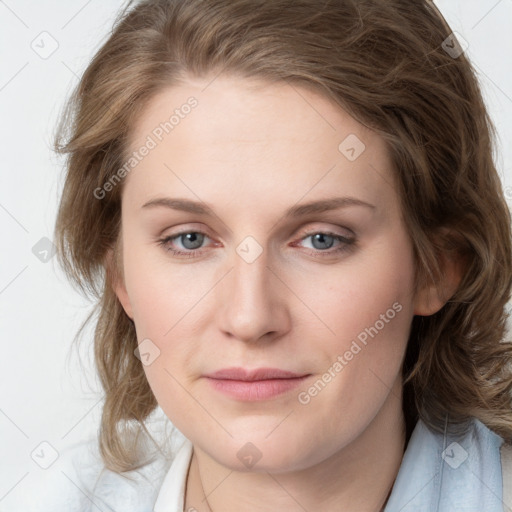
{"left": 122, "top": 246, "right": 204, "bottom": 385}
{"left": 123, "top": 246, "right": 195, "bottom": 337}
{"left": 291, "top": 262, "right": 413, "bottom": 434}
{"left": 299, "top": 244, "right": 415, "bottom": 412}
{"left": 127, "top": 265, "right": 201, "bottom": 430}
{"left": 294, "top": 243, "right": 414, "bottom": 351}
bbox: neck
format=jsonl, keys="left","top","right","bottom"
{"left": 185, "top": 378, "right": 406, "bottom": 512}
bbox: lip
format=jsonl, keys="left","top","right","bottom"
{"left": 205, "top": 367, "right": 307, "bottom": 381}
{"left": 204, "top": 367, "right": 311, "bottom": 401}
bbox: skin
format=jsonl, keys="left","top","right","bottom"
{"left": 112, "top": 74, "right": 460, "bottom": 511}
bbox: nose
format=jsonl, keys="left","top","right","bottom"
{"left": 217, "top": 242, "right": 291, "bottom": 344}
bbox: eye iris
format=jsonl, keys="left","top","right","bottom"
{"left": 181, "top": 232, "right": 204, "bottom": 250}
{"left": 311, "top": 233, "right": 334, "bottom": 250}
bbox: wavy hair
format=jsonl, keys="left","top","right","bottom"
{"left": 53, "top": 0, "right": 512, "bottom": 472}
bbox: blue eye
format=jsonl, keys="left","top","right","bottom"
{"left": 158, "top": 230, "right": 356, "bottom": 259}
{"left": 292, "top": 230, "right": 356, "bottom": 257}
{"left": 174, "top": 232, "right": 205, "bottom": 250}
{"left": 158, "top": 231, "right": 211, "bottom": 258}
{"left": 300, "top": 232, "right": 348, "bottom": 251}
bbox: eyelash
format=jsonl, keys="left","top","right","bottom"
{"left": 157, "top": 229, "right": 356, "bottom": 259}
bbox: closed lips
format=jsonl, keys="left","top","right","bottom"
{"left": 205, "top": 367, "right": 309, "bottom": 381}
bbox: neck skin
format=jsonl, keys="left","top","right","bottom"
{"left": 184, "top": 377, "right": 406, "bottom": 512}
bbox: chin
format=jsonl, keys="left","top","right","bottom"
{"left": 201, "top": 433, "right": 319, "bottom": 474}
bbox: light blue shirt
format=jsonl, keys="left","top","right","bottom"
{"left": 384, "top": 417, "right": 504, "bottom": 511}
{"left": 12, "top": 417, "right": 506, "bottom": 511}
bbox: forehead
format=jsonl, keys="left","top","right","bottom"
{"left": 130, "top": 74, "right": 382, "bottom": 152}
{"left": 124, "top": 74, "right": 398, "bottom": 217}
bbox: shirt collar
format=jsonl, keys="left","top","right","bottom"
{"left": 153, "top": 436, "right": 193, "bottom": 512}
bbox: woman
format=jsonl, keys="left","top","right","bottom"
{"left": 50, "top": 0, "right": 512, "bottom": 510}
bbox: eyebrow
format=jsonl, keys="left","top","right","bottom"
{"left": 141, "top": 196, "right": 375, "bottom": 217}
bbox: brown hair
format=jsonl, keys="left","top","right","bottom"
{"left": 53, "top": 0, "right": 512, "bottom": 473}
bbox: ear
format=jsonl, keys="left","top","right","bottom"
{"left": 413, "top": 230, "right": 465, "bottom": 317}
{"left": 105, "top": 247, "right": 134, "bottom": 320}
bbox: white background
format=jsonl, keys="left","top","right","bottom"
{"left": 1, "top": 0, "right": 511, "bottom": 508}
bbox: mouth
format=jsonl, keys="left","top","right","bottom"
{"left": 204, "top": 367, "right": 312, "bottom": 401}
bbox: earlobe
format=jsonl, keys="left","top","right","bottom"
{"left": 413, "top": 283, "right": 446, "bottom": 316}
{"left": 105, "top": 247, "right": 134, "bottom": 320}
{"left": 413, "top": 240, "right": 464, "bottom": 317}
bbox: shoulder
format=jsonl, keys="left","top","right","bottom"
{"left": 386, "top": 416, "right": 506, "bottom": 511}
{"left": 13, "top": 436, "right": 174, "bottom": 512}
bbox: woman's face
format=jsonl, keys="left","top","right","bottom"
{"left": 113, "top": 74, "right": 433, "bottom": 472}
